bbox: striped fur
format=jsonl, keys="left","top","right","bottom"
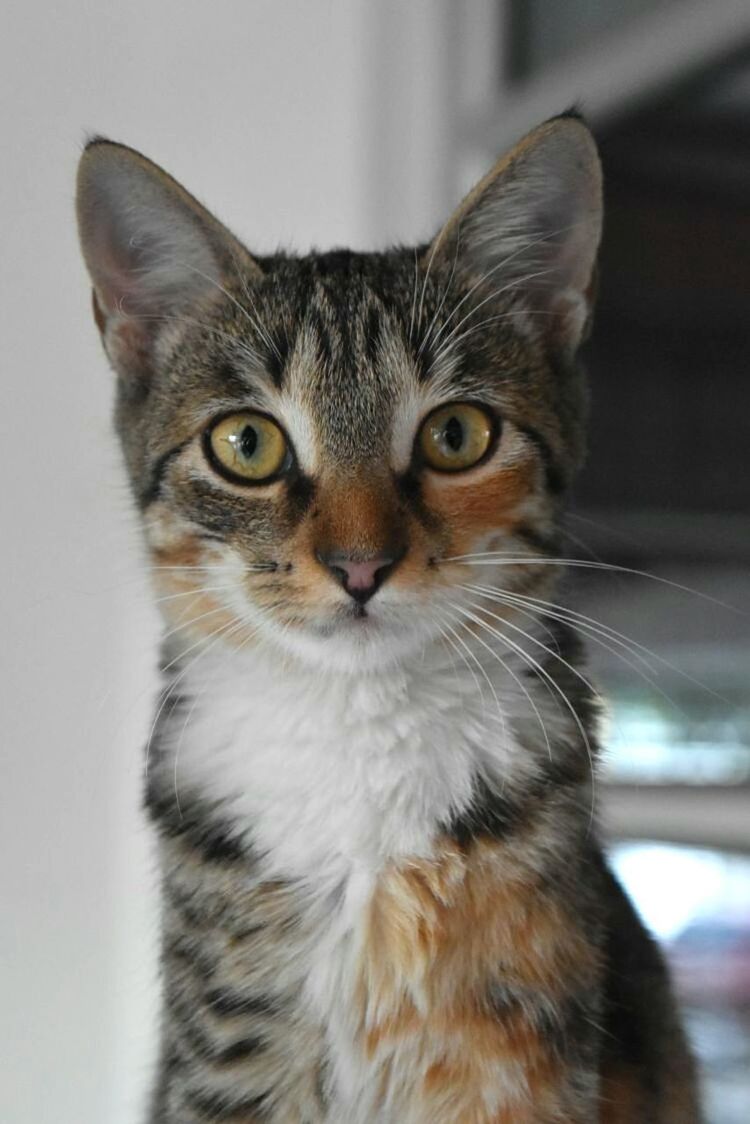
{"left": 76, "top": 117, "right": 702, "bottom": 1121}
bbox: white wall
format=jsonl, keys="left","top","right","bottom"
{"left": 0, "top": 4, "right": 454, "bottom": 1122}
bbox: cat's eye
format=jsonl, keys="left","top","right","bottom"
{"left": 205, "top": 412, "right": 289, "bottom": 484}
{"left": 418, "top": 403, "right": 496, "bottom": 472}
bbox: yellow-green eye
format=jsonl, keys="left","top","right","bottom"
{"left": 419, "top": 403, "right": 496, "bottom": 472}
{"left": 206, "top": 412, "right": 289, "bottom": 483}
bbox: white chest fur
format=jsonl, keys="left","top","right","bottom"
{"left": 158, "top": 645, "right": 533, "bottom": 884}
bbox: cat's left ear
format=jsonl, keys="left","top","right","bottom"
{"left": 76, "top": 138, "right": 260, "bottom": 379}
{"left": 428, "top": 114, "right": 602, "bottom": 354}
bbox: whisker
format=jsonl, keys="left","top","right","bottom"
{"left": 457, "top": 587, "right": 654, "bottom": 758}
{"left": 433, "top": 606, "right": 507, "bottom": 736}
{"left": 461, "top": 593, "right": 606, "bottom": 708}
{"left": 415, "top": 239, "right": 440, "bottom": 350}
{"left": 432, "top": 619, "right": 462, "bottom": 689}
{"left": 446, "top": 601, "right": 552, "bottom": 763}
{"left": 162, "top": 255, "right": 283, "bottom": 363}
{"left": 160, "top": 612, "right": 245, "bottom": 678}
{"left": 151, "top": 585, "right": 240, "bottom": 608}
{"left": 465, "top": 582, "right": 658, "bottom": 677}
{"left": 149, "top": 563, "right": 277, "bottom": 573}
{"left": 453, "top": 602, "right": 597, "bottom": 830}
{"left": 228, "top": 249, "right": 283, "bottom": 356}
{"left": 418, "top": 223, "right": 462, "bottom": 358}
{"left": 440, "top": 606, "right": 517, "bottom": 746}
{"left": 464, "top": 584, "right": 696, "bottom": 716}
{"left": 432, "top": 607, "right": 488, "bottom": 709}
{"left": 478, "top": 582, "right": 729, "bottom": 704}
{"left": 440, "top": 554, "right": 746, "bottom": 617}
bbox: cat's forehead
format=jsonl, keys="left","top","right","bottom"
{"left": 195, "top": 249, "right": 460, "bottom": 468}
{"left": 154, "top": 244, "right": 541, "bottom": 481}
{"left": 289, "top": 256, "right": 415, "bottom": 462}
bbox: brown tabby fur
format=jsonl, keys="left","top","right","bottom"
{"left": 76, "top": 115, "right": 702, "bottom": 1122}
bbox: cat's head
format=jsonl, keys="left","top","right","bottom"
{"left": 76, "top": 117, "right": 601, "bottom": 672}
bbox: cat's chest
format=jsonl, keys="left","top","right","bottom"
{"left": 154, "top": 651, "right": 552, "bottom": 1121}
{"left": 162, "top": 650, "right": 513, "bottom": 883}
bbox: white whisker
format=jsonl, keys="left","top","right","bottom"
{"left": 469, "top": 581, "right": 728, "bottom": 705}
{"left": 441, "top": 553, "right": 746, "bottom": 617}
{"left": 433, "top": 606, "right": 507, "bottom": 736}
{"left": 418, "top": 223, "right": 462, "bottom": 358}
{"left": 447, "top": 600, "right": 552, "bottom": 763}
{"left": 463, "top": 584, "right": 696, "bottom": 720}
{"left": 452, "top": 600, "right": 597, "bottom": 830}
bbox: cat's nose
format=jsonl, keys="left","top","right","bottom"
{"left": 316, "top": 547, "right": 405, "bottom": 604}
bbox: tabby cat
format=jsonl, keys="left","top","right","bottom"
{"left": 76, "top": 115, "right": 701, "bottom": 1123}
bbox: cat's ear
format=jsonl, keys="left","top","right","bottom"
{"left": 428, "top": 114, "right": 602, "bottom": 354}
{"left": 76, "top": 139, "right": 259, "bottom": 378}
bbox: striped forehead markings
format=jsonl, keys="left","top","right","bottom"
{"left": 308, "top": 307, "right": 333, "bottom": 372}
{"left": 263, "top": 327, "right": 293, "bottom": 388}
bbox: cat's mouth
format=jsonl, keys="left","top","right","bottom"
{"left": 309, "top": 602, "right": 375, "bottom": 637}
{"left": 262, "top": 593, "right": 443, "bottom": 671}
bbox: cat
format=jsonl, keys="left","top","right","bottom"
{"left": 76, "top": 114, "right": 702, "bottom": 1123}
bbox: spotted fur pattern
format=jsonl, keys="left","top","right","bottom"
{"left": 76, "top": 116, "right": 701, "bottom": 1121}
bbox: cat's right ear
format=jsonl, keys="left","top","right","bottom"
{"left": 76, "top": 139, "right": 259, "bottom": 379}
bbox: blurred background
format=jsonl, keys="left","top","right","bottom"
{"left": 1, "top": 2, "right": 749, "bottom": 1121}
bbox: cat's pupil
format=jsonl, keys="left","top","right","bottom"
{"left": 239, "top": 425, "right": 258, "bottom": 459}
{"left": 444, "top": 416, "right": 464, "bottom": 452}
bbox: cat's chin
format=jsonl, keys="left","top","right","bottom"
{"left": 266, "top": 607, "right": 436, "bottom": 673}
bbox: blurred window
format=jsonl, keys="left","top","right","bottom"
{"left": 613, "top": 843, "right": 750, "bottom": 1124}
{"left": 599, "top": 637, "right": 750, "bottom": 786}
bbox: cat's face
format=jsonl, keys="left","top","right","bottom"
{"left": 121, "top": 254, "right": 564, "bottom": 671}
{"left": 77, "top": 118, "right": 601, "bottom": 671}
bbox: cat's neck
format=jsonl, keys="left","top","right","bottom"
{"left": 148, "top": 634, "right": 570, "bottom": 885}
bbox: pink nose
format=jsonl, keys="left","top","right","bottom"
{"left": 316, "top": 547, "right": 405, "bottom": 604}
{"left": 337, "top": 559, "right": 385, "bottom": 591}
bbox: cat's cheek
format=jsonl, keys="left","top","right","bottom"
{"left": 422, "top": 461, "right": 538, "bottom": 557}
{"left": 142, "top": 501, "right": 201, "bottom": 556}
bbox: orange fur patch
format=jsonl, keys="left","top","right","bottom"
{"left": 423, "top": 461, "right": 536, "bottom": 560}
{"left": 362, "top": 839, "right": 594, "bottom": 1011}
{"left": 357, "top": 839, "right": 600, "bottom": 1120}
{"left": 312, "top": 475, "right": 405, "bottom": 558}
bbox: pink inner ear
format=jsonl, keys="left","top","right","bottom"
{"left": 90, "top": 248, "right": 140, "bottom": 318}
